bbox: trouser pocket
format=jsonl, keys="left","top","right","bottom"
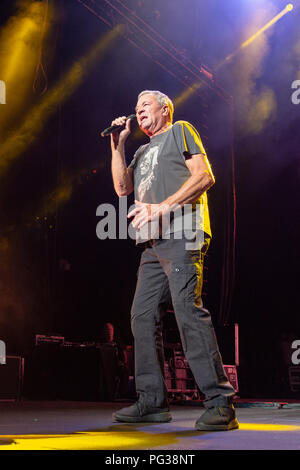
{"left": 169, "top": 263, "right": 203, "bottom": 308}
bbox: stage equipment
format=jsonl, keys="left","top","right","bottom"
{"left": 224, "top": 365, "right": 239, "bottom": 393}
{"left": 24, "top": 337, "right": 129, "bottom": 401}
{"left": 164, "top": 349, "right": 239, "bottom": 401}
{"left": 163, "top": 319, "right": 240, "bottom": 400}
{"left": 288, "top": 366, "right": 300, "bottom": 392}
{"left": 219, "top": 3, "right": 296, "bottom": 69}
{"left": 77, "top": 0, "right": 230, "bottom": 119}
{"left": 35, "top": 334, "right": 65, "bottom": 346}
{"left": 164, "top": 351, "right": 199, "bottom": 398}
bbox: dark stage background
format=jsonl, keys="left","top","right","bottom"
{"left": 0, "top": 0, "right": 299, "bottom": 398}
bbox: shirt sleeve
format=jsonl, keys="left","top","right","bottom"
{"left": 173, "top": 120, "right": 207, "bottom": 158}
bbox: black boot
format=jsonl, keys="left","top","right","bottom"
{"left": 113, "top": 401, "right": 172, "bottom": 423}
{"left": 195, "top": 404, "right": 239, "bottom": 431}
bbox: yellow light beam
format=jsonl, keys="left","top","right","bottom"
{"left": 40, "top": 160, "right": 107, "bottom": 215}
{"left": 0, "top": 1, "right": 47, "bottom": 83}
{"left": 173, "top": 82, "right": 203, "bottom": 109}
{"left": 218, "top": 4, "right": 294, "bottom": 68}
{"left": 168, "top": 4, "right": 294, "bottom": 112}
{"left": 0, "top": 0, "right": 52, "bottom": 132}
{"left": 0, "top": 429, "right": 179, "bottom": 451}
{"left": 0, "top": 24, "right": 123, "bottom": 175}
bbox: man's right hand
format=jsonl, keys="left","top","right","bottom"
{"left": 110, "top": 115, "right": 134, "bottom": 197}
{"left": 110, "top": 116, "right": 132, "bottom": 146}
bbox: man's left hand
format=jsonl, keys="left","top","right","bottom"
{"left": 127, "top": 200, "right": 170, "bottom": 230}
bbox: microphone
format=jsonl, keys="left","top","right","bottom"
{"left": 100, "top": 114, "right": 136, "bottom": 137}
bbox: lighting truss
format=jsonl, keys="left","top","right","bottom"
{"left": 76, "top": 0, "right": 232, "bottom": 106}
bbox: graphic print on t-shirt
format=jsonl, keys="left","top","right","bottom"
{"left": 137, "top": 145, "right": 159, "bottom": 200}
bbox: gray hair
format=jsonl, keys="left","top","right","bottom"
{"left": 138, "top": 90, "right": 174, "bottom": 123}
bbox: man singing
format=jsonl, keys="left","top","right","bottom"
{"left": 109, "top": 90, "right": 238, "bottom": 431}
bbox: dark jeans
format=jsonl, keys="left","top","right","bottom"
{"left": 130, "top": 233, "right": 235, "bottom": 409}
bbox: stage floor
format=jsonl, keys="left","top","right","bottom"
{"left": 0, "top": 400, "right": 299, "bottom": 451}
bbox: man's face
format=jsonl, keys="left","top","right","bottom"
{"left": 135, "top": 93, "right": 169, "bottom": 135}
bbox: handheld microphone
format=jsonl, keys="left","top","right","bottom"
{"left": 100, "top": 114, "right": 136, "bottom": 137}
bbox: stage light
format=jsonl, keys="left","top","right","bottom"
{"left": 168, "top": 3, "right": 296, "bottom": 115}
{"left": 240, "top": 422, "right": 300, "bottom": 432}
{"left": 240, "top": 4, "right": 294, "bottom": 50}
{"left": 0, "top": 429, "right": 177, "bottom": 450}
